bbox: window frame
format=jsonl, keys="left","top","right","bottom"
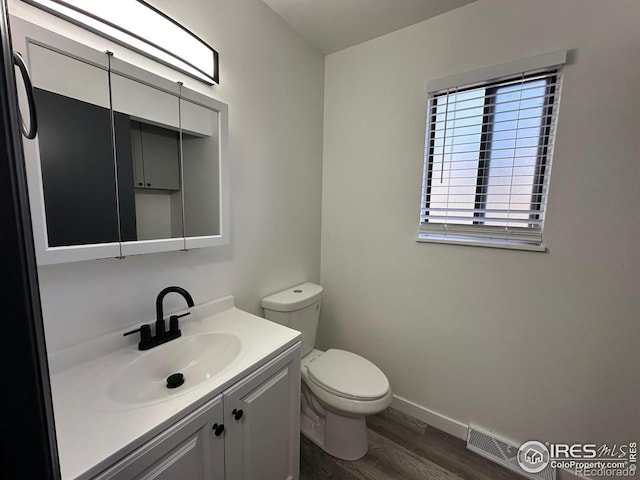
{"left": 418, "top": 53, "right": 566, "bottom": 252}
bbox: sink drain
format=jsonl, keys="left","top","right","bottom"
{"left": 166, "top": 373, "right": 184, "bottom": 389}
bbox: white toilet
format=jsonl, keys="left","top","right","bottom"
{"left": 262, "top": 283, "right": 392, "bottom": 461}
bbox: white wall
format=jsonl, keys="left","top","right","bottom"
{"left": 9, "top": 0, "right": 325, "bottom": 352}
{"left": 183, "top": 130, "right": 221, "bottom": 237}
{"left": 133, "top": 189, "right": 182, "bottom": 241}
{"left": 321, "top": 0, "right": 640, "bottom": 456}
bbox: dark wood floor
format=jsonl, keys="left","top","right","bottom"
{"left": 300, "top": 408, "right": 523, "bottom": 480}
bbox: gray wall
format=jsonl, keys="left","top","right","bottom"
{"left": 320, "top": 0, "right": 640, "bottom": 456}
{"left": 183, "top": 129, "right": 220, "bottom": 237}
{"left": 10, "top": 0, "right": 325, "bottom": 351}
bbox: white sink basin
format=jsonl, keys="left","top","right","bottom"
{"left": 108, "top": 332, "right": 242, "bottom": 406}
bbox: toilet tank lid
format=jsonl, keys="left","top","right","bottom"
{"left": 261, "top": 283, "right": 323, "bottom": 312}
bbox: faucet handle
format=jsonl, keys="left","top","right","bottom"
{"left": 123, "top": 324, "right": 151, "bottom": 344}
{"left": 169, "top": 312, "right": 190, "bottom": 334}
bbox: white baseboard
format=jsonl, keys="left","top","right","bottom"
{"left": 391, "top": 394, "right": 468, "bottom": 440}
{"left": 390, "top": 395, "right": 589, "bottom": 480}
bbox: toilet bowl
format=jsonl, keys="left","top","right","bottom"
{"left": 262, "top": 283, "right": 392, "bottom": 460}
{"left": 299, "top": 348, "right": 392, "bottom": 459}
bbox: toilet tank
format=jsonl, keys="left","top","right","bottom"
{"left": 261, "top": 283, "right": 323, "bottom": 357}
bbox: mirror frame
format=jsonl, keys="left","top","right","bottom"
{"left": 11, "top": 16, "right": 229, "bottom": 265}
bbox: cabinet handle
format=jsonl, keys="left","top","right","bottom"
{"left": 232, "top": 408, "right": 243, "bottom": 421}
{"left": 212, "top": 423, "right": 224, "bottom": 436}
{"left": 146, "top": 183, "right": 151, "bottom": 186}
{"left": 13, "top": 52, "right": 38, "bottom": 139}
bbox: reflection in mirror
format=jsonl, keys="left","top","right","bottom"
{"left": 111, "top": 74, "right": 184, "bottom": 241}
{"left": 30, "top": 44, "right": 119, "bottom": 247}
{"left": 181, "top": 99, "right": 220, "bottom": 237}
{"left": 13, "top": 17, "right": 229, "bottom": 264}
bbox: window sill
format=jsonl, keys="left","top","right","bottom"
{"left": 416, "top": 234, "right": 547, "bottom": 252}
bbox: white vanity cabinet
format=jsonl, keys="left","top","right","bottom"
{"left": 91, "top": 344, "right": 300, "bottom": 480}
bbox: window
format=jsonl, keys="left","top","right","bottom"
{"left": 419, "top": 56, "right": 564, "bottom": 251}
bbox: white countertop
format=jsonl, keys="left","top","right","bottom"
{"left": 48, "top": 296, "right": 301, "bottom": 480}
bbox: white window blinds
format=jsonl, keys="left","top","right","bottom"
{"left": 419, "top": 66, "right": 563, "bottom": 248}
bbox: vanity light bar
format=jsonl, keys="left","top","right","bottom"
{"left": 23, "top": 0, "right": 219, "bottom": 84}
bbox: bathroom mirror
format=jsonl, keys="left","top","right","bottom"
{"left": 181, "top": 98, "right": 220, "bottom": 238}
{"left": 12, "top": 17, "right": 229, "bottom": 264}
{"left": 29, "top": 42, "right": 120, "bottom": 248}
{"left": 109, "top": 67, "right": 185, "bottom": 256}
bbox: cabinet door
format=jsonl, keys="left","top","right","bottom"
{"left": 93, "top": 396, "right": 225, "bottom": 480}
{"left": 224, "top": 345, "right": 301, "bottom": 480}
{"left": 131, "top": 121, "right": 146, "bottom": 188}
{"left": 139, "top": 123, "right": 181, "bottom": 190}
{"left": 130, "top": 121, "right": 180, "bottom": 191}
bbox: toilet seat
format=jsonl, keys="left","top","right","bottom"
{"left": 301, "top": 349, "right": 393, "bottom": 416}
{"left": 307, "top": 349, "right": 389, "bottom": 400}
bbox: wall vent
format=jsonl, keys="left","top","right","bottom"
{"left": 466, "top": 425, "right": 556, "bottom": 480}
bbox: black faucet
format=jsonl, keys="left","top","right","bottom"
{"left": 124, "top": 286, "right": 195, "bottom": 351}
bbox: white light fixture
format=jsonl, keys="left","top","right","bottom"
{"left": 23, "top": 0, "right": 219, "bottom": 84}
